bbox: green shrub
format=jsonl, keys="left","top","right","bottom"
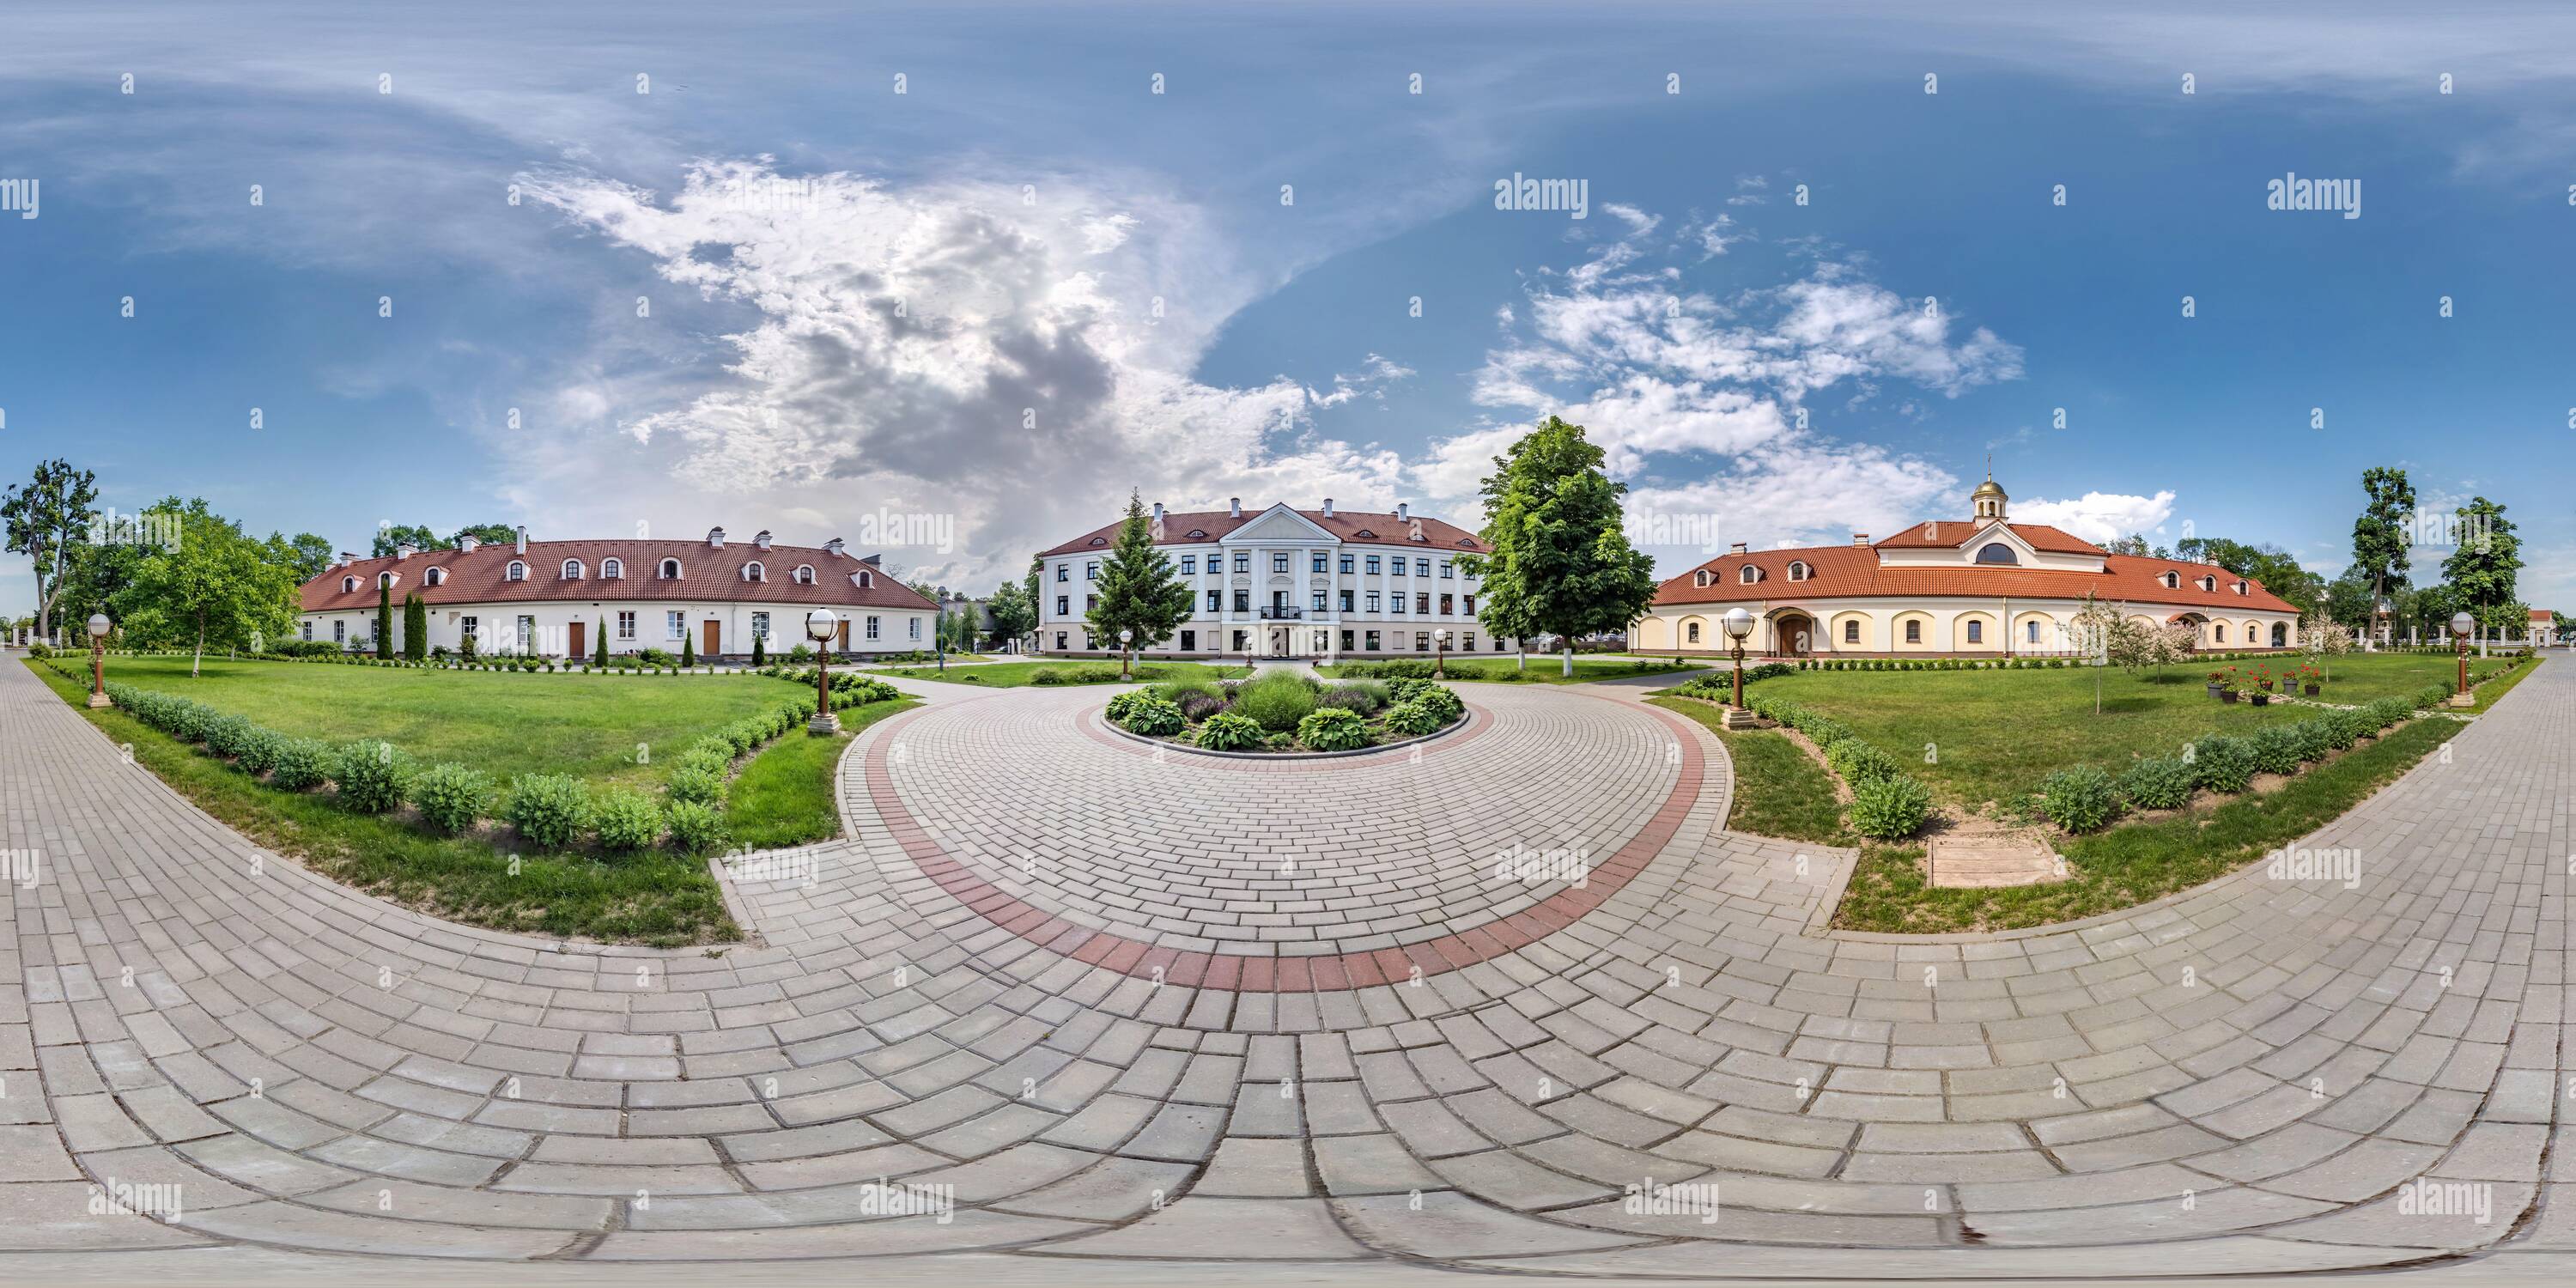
{"left": 267, "top": 738, "right": 332, "bottom": 791}
{"left": 2287, "top": 719, "right": 2334, "bottom": 762}
{"left": 1236, "top": 671, "right": 1320, "bottom": 732}
{"left": 590, "top": 787, "right": 662, "bottom": 853}
{"left": 2116, "top": 756, "right": 2196, "bottom": 811}
{"left": 1825, "top": 738, "right": 1899, "bottom": 787}
{"left": 665, "top": 763, "right": 723, "bottom": 805}
{"left": 1791, "top": 713, "right": 1855, "bottom": 750}
{"left": 1382, "top": 701, "right": 1442, "bottom": 736}
{"left": 1316, "top": 682, "right": 1387, "bottom": 715}
{"left": 2190, "top": 735, "right": 2257, "bottom": 794}
{"left": 2040, "top": 764, "right": 2119, "bottom": 833}
{"left": 164, "top": 699, "right": 215, "bottom": 744}
{"left": 2330, "top": 708, "right": 2374, "bottom": 747}
{"left": 233, "top": 726, "right": 287, "bottom": 776}
{"left": 1121, "top": 696, "right": 1187, "bottom": 736}
{"left": 663, "top": 799, "right": 726, "bottom": 854}
{"left": 1028, "top": 667, "right": 1066, "bottom": 685}
{"left": 1296, "top": 706, "right": 1370, "bottom": 751}
{"left": 1357, "top": 659, "right": 1436, "bottom": 679}
{"left": 2250, "top": 724, "right": 2305, "bottom": 775}
{"left": 1407, "top": 683, "right": 1465, "bottom": 723}
{"left": 201, "top": 712, "right": 262, "bottom": 759}
{"left": 506, "top": 773, "right": 590, "bottom": 850}
{"left": 1848, "top": 775, "right": 1933, "bottom": 841}
{"left": 333, "top": 740, "right": 409, "bottom": 812}
{"left": 410, "top": 762, "right": 491, "bottom": 835}
{"left": 1194, "top": 711, "right": 1265, "bottom": 750}
{"left": 1103, "top": 690, "right": 1151, "bottom": 722}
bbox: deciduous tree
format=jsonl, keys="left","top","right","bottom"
{"left": 2350, "top": 466, "right": 2415, "bottom": 635}
{"left": 1458, "top": 416, "right": 1657, "bottom": 676}
{"left": 3, "top": 459, "right": 100, "bottom": 641}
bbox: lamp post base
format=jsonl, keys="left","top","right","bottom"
{"left": 807, "top": 713, "right": 841, "bottom": 734}
{"left": 88, "top": 692, "right": 111, "bottom": 709}
{"left": 1721, "top": 706, "right": 1760, "bottom": 731}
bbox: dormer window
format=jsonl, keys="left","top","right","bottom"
{"left": 1787, "top": 561, "right": 1811, "bottom": 581}
{"left": 2160, "top": 570, "right": 2180, "bottom": 589}
{"left": 793, "top": 564, "right": 816, "bottom": 584}
{"left": 659, "top": 558, "right": 681, "bottom": 580}
{"left": 1739, "top": 565, "right": 1761, "bottom": 585}
{"left": 424, "top": 568, "right": 446, "bottom": 587}
{"left": 601, "top": 558, "right": 623, "bottom": 580}
{"left": 744, "top": 561, "right": 766, "bottom": 582}
{"left": 1975, "top": 543, "right": 2019, "bottom": 565}
{"left": 507, "top": 561, "right": 528, "bottom": 581}
{"left": 340, "top": 575, "right": 359, "bottom": 593}
{"left": 377, "top": 572, "right": 398, "bottom": 588}
{"left": 1186, "top": 529, "right": 1208, "bottom": 539}
{"left": 562, "top": 559, "right": 584, "bottom": 580}
{"left": 855, "top": 570, "right": 874, "bottom": 589}
{"left": 2233, "top": 580, "right": 2248, "bottom": 595}
{"left": 2197, "top": 574, "right": 2217, "bottom": 592}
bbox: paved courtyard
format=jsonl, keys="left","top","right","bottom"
{"left": 3, "top": 655, "right": 2572, "bottom": 1281}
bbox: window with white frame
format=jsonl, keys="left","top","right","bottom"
{"left": 378, "top": 572, "right": 396, "bottom": 588}
{"left": 333, "top": 620, "right": 345, "bottom": 642}
{"left": 1311, "top": 552, "right": 1327, "bottom": 573}
{"left": 516, "top": 615, "right": 534, "bottom": 650}
{"left": 752, "top": 611, "right": 770, "bottom": 639}
{"left": 461, "top": 616, "right": 477, "bottom": 641}
{"left": 793, "top": 564, "right": 815, "bottom": 584}
{"left": 300, "top": 621, "right": 313, "bottom": 641}
{"left": 1273, "top": 552, "right": 1291, "bottom": 573}
{"left": 1415, "top": 558, "right": 1429, "bottom": 577}
{"left": 341, "top": 575, "right": 358, "bottom": 592}
{"left": 1366, "top": 555, "right": 1382, "bottom": 574}
{"left": 616, "top": 611, "right": 635, "bottom": 640}
{"left": 866, "top": 615, "right": 881, "bottom": 640}
{"left": 602, "top": 558, "right": 623, "bottom": 579}
{"left": 744, "top": 561, "right": 766, "bottom": 582}
{"left": 659, "top": 558, "right": 681, "bottom": 579}
{"left": 1233, "top": 551, "right": 1249, "bottom": 573}
{"left": 666, "top": 611, "right": 683, "bottom": 640}
{"left": 1180, "top": 555, "right": 1196, "bottom": 574}
{"left": 1367, "top": 592, "right": 1382, "bottom": 612}
{"left": 507, "top": 561, "right": 527, "bottom": 580}
{"left": 424, "top": 567, "right": 446, "bottom": 586}
{"left": 908, "top": 617, "right": 922, "bottom": 641}
{"left": 562, "top": 559, "right": 583, "bottom": 580}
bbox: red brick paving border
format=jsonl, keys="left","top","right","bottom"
{"left": 862, "top": 690, "right": 1706, "bottom": 991}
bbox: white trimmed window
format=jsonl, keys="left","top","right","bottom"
{"left": 744, "top": 561, "right": 766, "bottom": 582}
{"left": 601, "top": 558, "right": 623, "bottom": 579}
{"left": 1739, "top": 565, "right": 1760, "bottom": 585}
{"left": 752, "top": 611, "right": 770, "bottom": 639}
{"left": 793, "top": 564, "right": 815, "bottom": 584}
{"left": 341, "top": 575, "right": 358, "bottom": 593}
{"left": 333, "top": 620, "right": 345, "bottom": 642}
{"left": 617, "top": 611, "right": 635, "bottom": 640}
{"left": 659, "top": 558, "right": 681, "bottom": 579}
{"left": 665, "top": 611, "right": 683, "bottom": 640}
{"left": 562, "top": 559, "right": 584, "bottom": 580}
{"left": 866, "top": 615, "right": 881, "bottom": 640}
{"left": 1787, "top": 561, "right": 1810, "bottom": 581}
{"left": 908, "top": 617, "right": 922, "bottom": 641}
{"left": 506, "top": 561, "right": 527, "bottom": 581}
{"left": 424, "top": 567, "right": 446, "bottom": 586}
{"left": 378, "top": 572, "right": 397, "bottom": 588}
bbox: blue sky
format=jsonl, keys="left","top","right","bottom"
{"left": 4, "top": 1, "right": 2571, "bottom": 611}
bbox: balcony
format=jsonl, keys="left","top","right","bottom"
{"left": 1256, "top": 605, "right": 1304, "bottom": 620}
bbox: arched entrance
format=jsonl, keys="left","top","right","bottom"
{"left": 1771, "top": 611, "right": 1817, "bottom": 656}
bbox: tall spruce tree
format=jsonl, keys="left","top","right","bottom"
{"left": 375, "top": 580, "right": 393, "bottom": 659}
{"left": 594, "top": 616, "right": 610, "bottom": 666}
{"left": 1458, "top": 416, "right": 1658, "bottom": 676}
{"left": 1084, "top": 492, "right": 1192, "bottom": 678}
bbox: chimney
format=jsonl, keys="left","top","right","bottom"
{"left": 395, "top": 543, "right": 417, "bottom": 561}
{"left": 513, "top": 526, "right": 528, "bottom": 555}
{"left": 1228, "top": 497, "right": 1242, "bottom": 519}
{"left": 823, "top": 537, "right": 846, "bottom": 557}
{"left": 753, "top": 529, "right": 772, "bottom": 550}
{"left": 1925, "top": 522, "right": 1938, "bottom": 540}
{"left": 1729, "top": 542, "right": 1749, "bottom": 556}
{"left": 459, "top": 534, "right": 480, "bottom": 553}
{"left": 337, "top": 551, "right": 355, "bottom": 568}
{"left": 1322, "top": 497, "right": 1334, "bottom": 518}
{"left": 1853, "top": 533, "right": 1869, "bottom": 547}
{"left": 708, "top": 526, "right": 726, "bottom": 549}
{"left": 1151, "top": 501, "right": 1165, "bottom": 522}
{"left": 1396, "top": 501, "right": 1410, "bottom": 522}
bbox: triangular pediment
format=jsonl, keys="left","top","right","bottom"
{"left": 1222, "top": 504, "right": 1337, "bottom": 544}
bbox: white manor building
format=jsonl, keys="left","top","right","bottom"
{"left": 297, "top": 526, "right": 941, "bottom": 659}
{"left": 1035, "top": 499, "right": 1529, "bottom": 660}
{"left": 1631, "top": 477, "right": 2303, "bottom": 658}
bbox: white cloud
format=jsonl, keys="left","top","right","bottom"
{"left": 2013, "top": 489, "right": 2178, "bottom": 545}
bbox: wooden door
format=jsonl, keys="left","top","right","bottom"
{"left": 568, "top": 620, "right": 585, "bottom": 659}
{"left": 836, "top": 620, "right": 849, "bottom": 652}
{"left": 702, "top": 620, "right": 721, "bottom": 659}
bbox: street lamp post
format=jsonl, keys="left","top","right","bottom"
{"left": 1721, "top": 607, "right": 1757, "bottom": 728}
{"left": 1434, "top": 628, "right": 1449, "bottom": 679}
{"left": 87, "top": 616, "right": 112, "bottom": 716}
{"left": 1117, "top": 628, "right": 1134, "bottom": 680}
{"left": 2451, "top": 611, "right": 2474, "bottom": 706}
{"left": 805, "top": 609, "right": 841, "bottom": 733}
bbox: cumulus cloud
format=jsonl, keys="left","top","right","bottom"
{"left": 2013, "top": 489, "right": 2178, "bottom": 545}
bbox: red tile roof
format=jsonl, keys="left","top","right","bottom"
{"left": 1651, "top": 545, "right": 2298, "bottom": 613}
{"left": 298, "top": 539, "right": 940, "bottom": 614}
{"left": 1038, "top": 507, "right": 1485, "bottom": 559}
{"left": 1874, "top": 520, "right": 2103, "bottom": 555}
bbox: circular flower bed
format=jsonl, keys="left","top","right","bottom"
{"left": 1107, "top": 672, "right": 1466, "bottom": 755}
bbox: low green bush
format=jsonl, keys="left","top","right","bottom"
{"left": 2116, "top": 756, "right": 2196, "bottom": 810}
{"left": 1103, "top": 690, "right": 1152, "bottom": 723}
{"left": 2041, "top": 763, "right": 2120, "bottom": 833}
{"left": 267, "top": 738, "right": 333, "bottom": 791}
{"left": 233, "top": 726, "right": 287, "bottom": 776}
{"left": 333, "top": 739, "right": 410, "bottom": 813}
{"left": 410, "top": 762, "right": 491, "bottom": 835}
{"left": 202, "top": 712, "right": 260, "bottom": 759}
{"left": 1028, "top": 666, "right": 1067, "bottom": 685}
{"left": 2249, "top": 724, "right": 2306, "bottom": 775}
{"left": 1847, "top": 775, "right": 1933, "bottom": 841}
{"left": 662, "top": 799, "right": 726, "bottom": 854}
{"left": 1236, "top": 671, "right": 1320, "bottom": 732}
{"left": 1825, "top": 738, "right": 1899, "bottom": 787}
{"left": 506, "top": 773, "right": 590, "bottom": 850}
{"left": 590, "top": 787, "right": 662, "bottom": 853}
{"left": 1382, "top": 701, "right": 1442, "bottom": 736}
{"left": 1296, "top": 706, "right": 1371, "bottom": 751}
{"left": 1120, "top": 696, "right": 1187, "bottom": 736}
{"left": 1194, "top": 711, "right": 1265, "bottom": 750}
{"left": 665, "top": 763, "right": 723, "bottom": 805}
{"left": 2190, "top": 734, "right": 2257, "bottom": 794}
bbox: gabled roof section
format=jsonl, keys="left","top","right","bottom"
{"left": 1875, "top": 520, "right": 2103, "bottom": 556}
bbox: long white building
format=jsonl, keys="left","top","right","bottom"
{"left": 296, "top": 527, "right": 940, "bottom": 659}
{"left": 1034, "top": 499, "right": 1528, "bottom": 660}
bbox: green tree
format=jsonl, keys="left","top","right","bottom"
{"left": 751, "top": 629, "right": 765, "bottom": 665}
{"left": 2104, "top": 533, "right": 2152, "bottom": 557}
{"left": 987, "top": 580, "right": 1036, "bottom": 651}
{"left": 451, "top": 522, "right": 517, "bottom": 548}
{"left": 2350, "top": 465, "right": 2416, "bottom": 636}
{"left": 2439, "top": 496, "right": 2523, "bottom": 633}
{"left": 372, "top": 523, "right": 444, "bottom": 557}
{"left": 1084, "top": 492, "right": 1192, "bottom": 678}
{"left": 404, "top": 593, "right": 428, "bottom": 660}
{"left": 679, "top": 627, "right": 696, "bottom": 668}
{"left": 125, "top": 502, "right": 297, "bottom": 676}
{"left": 375, "top": 580, "right": 393, "bottom": 658}
{"left": 2323, "top": 564, "right": 2377, "bottom": 633}
{"left": 594, "top": 617, "right": 610, "bottom": 666}
{"left": 1457, "top": 416, "right": 1658, "bottom": 677}
{"left": 2179, "top": 536, "right": 2323, "bottom": 613}
{"left": 3, "top": 458, "right": 101, "bottom": 641}
{"left": 280, "top": 532, "right": 335, "bottom": 584}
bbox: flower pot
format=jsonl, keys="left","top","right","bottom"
{"left": 2249, "top": 693, "right": 2269, "bottom": 706}
{"left": 2303, "top": 683, "right": 2320, "bottom": 696}
{"left": 2206, "top": 683, "right": 2225, "bottom": 699}
{"left": 2221, "top": 690, "right": 2239, "bottom": 703}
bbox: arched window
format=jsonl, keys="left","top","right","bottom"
{"left": 1975, "top": 543, "right": 2019, "bottom": 565}
{"left": 659, "top": 558, "right": 681, "bottom": 580}
{"left": 424, "top": 568, "right": 445, "bottom": 586}
{"left": 340, "top": 575, "right": 358, "bottom": 593}
{"left": 2160, "top": 570, "right": 2180, "bottom": 589}
{"left": 2233, "top": 580, "right": 2247, "bottom": 595}
{"left": 744, "top": 561, "right": 766, "bottom": 582}
{"left": 857, "top": 570, "right": 873, "bottom": 589}
{"left": 507, "top": 561, "right": 527, "bottom": 581}
{"left": 1787, "top": 561, "right": 1811, "bottom": 581}
{"left": 1686, "top": 621, "right": 1701, "bottom": 644}
{"left": 2198, "top": 575, "right": 2217, "bottom": 592}
{"left": 1738, "top": 565, "right": 1760, "bottom": 585}
{"left": 377, "top": 572, "right": 397, "bottom": 588}
{"left": 2270, "top": 622, "right": 2288, "bottom": 647}
{"left": 1693, "top": 569, "right": 1711, "bottom": 587}
{"left": 562, "top": 559, "right": 584, "bottom": 580}
{"left": 2215, "top": 623, "right": 2227, "bottom": 643}
{"left": 793, "top": 564, "right": 816, "bottom": 584}
{"left": 600, "top": 558, "right": 623, "bottom": 580}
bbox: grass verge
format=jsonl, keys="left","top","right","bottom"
{"left": 1649, "top": 696, "right": 1849, "bottom": 845}
{"left": 724, "top": 699, "right": 915, "bottom": 849}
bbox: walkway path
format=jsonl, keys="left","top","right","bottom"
{"left": 2, "top": 658, "right": 2570, "bottom": 1279}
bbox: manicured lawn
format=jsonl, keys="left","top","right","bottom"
{"left": 1320, "top": 657, "right": 1703, "bottom": 685}
{"left": 724, "top": 699, "right": 915, "bottom": 849}
{"left": 27, "top": 659, "right": 737, "bottom": 946}
{"left": 82, "top": 655, "right": 797, "bottom": 791}
{"left": 1649, "top": 696, "right": 1849, "bottom": 845}
{"left": 875, "top": 659, "right": 1254, "bottom": 687}
{"left": 1734, "top": 652, "right": 2518, "bottom": 811}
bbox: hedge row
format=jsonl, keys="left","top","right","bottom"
{"left": 2038, "top": 693, "right": 2433, "bottom": 834}
{"left": 1729, "top": 690, "right": 1935, "bottom": 841}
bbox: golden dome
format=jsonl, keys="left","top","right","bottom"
{"left": 1971, "top": 477, "right": 2007, "bottom": 499}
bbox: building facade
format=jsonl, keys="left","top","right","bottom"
{"left": 296, "top": 527, "right": 941, "bottom": 659}
{"left": 1631, "top": 478, "right": 2303, "bottom": 657}
{"left": 1034, "top": 500, "right": 1528, "bottom": 659}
